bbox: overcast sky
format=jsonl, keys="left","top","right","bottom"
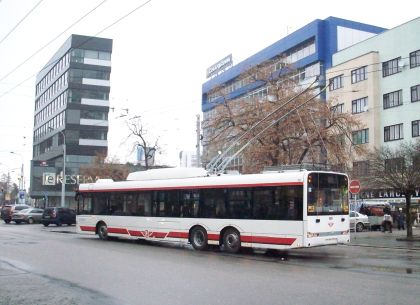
{"left": 0, "top": 0, "right": 419, "bottom": 188}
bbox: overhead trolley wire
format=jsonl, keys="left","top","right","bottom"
{"left": 0, "top": 0, "right": 108, "bottom": 83}
{"left": 0, "top": 0, "right": 45, "bottom": 47}
{"left": 0, "top": 0, "right": 153, "bottom": 101}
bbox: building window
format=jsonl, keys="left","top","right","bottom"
{"left": 382, "top": 57, "right": 402, "bottom": 77}
{"left": 385, "top": 157, "right": 404, "bottom": 172}
{"left": 410, "top": 49, "right": 420, "bottom": 68}
{"left": 244, "top": 87, "right": 267, "bottom": 101}
{"left": 352, "top": 97, "right": 368, "bottom": 114}
{"left": 68, "top": 89, "right": 109, "bottom": 103}
{"left": 331, "top": 103, "right": 344, "bottom": 113}
{"left": 81, "top": 110, "right": 108, "bottom": 120}
{"left": 285, "top": 38, "right": 316, "bottom": 64}
{"left": 384, "top": 124, "right": 403, "bottom": 142}
{"left": 411, "top": 84, "right": 420, "bottom": 102}
{"left": 351, "top": 66, "right": 367, "bottom": 83}
{"left": 383, "top": 90, "right": 403, "bottom": 109}
{"left": 329, "top": 75, "right": 343, "bottom": 91}
{"left": 352, "top": 129, "right": 369, "bottom": 145}
{"left": 80, "top": 130, "right": 107, "bottom": 140}
{"left": 274, "top": 61, "right": 286, "bottom": 71}
{"left": 69, "top": 69, "right": 110, "bottom": 82}
{"left": 353, "top": 161, "right": 369, "bottom": 177}
{"left": 413, "top": 120, "right": 420, "bottom": 137}
{"left": 71, "top": 49, "right": 111, "bottom": 63}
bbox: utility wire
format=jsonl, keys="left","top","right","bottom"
{"left": 206, "top": 76, "right": 319, "bottom": 173}
{"left": 0, "top": 0, "right": 108, "bottom": 83}
{"left": 0, "top": 0, "right": 45, "bottom": 47}
{"left": 0, "top": 0, "right": 153, "bottom": 101}
{"left": 217, "top": 79, "right": 332, "bottom": 173}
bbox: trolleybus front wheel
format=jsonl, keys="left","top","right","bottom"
{"left": 97, "top": 222, "right": 109, "bottom": 241}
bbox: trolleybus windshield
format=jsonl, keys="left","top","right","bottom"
{"left": 307, "top": 173, "right": 348, "bottom": 215}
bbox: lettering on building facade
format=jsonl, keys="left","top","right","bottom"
{"left": 351, "top": 188, "right": 420, "bottom": 200}
{"left": 42, "top": 173, "right": 99, "bottom": 185}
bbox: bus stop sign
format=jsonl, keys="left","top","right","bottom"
{"left": 349, "top": 180, "right": 361, "bottom": 194}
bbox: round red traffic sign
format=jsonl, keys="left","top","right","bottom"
{"left": 349, "top": 180, "right": 361, "bottom": 194}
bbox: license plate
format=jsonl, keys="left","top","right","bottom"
{"left": 44, "top": 216, "right": 50, "bottom": 219}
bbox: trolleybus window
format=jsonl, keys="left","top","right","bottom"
{"left": 78, "top": 185, "right": 303, "bottom": 220}
{"left": 307, "top": 173, "right": 348, "bottom": 215}
{"left": 201, "top": 188, "right": 226, "bottom": 218}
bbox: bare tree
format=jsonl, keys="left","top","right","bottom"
{"left": 0, "top": 174, "right": 18, "bottom": 204}
{"left": 203, "top": 59, "right": 365, "bottom": 173}
{"left": 79, "top": 152, "right": 130, "bottom": 181}
{"left": 366, "top": 140, "right": 420, "bottom": 238}
{"left": 125, "top": 117, "right": 159, "bottom": 170}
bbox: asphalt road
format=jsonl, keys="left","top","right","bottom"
{"left": 1, "top": 223, "right": 419, "bottom": 305}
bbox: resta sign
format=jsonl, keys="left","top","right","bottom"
{"left": 42, "top": 173, "right": 99, "bottom": 185}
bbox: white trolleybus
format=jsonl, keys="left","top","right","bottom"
{"left": 76, "top": 168, "right": 350, "bottom": 253}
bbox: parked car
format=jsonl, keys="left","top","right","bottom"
{"left": 1, "top": 204, "right": 31, "bottom": 224}
{"left": 359, "top": 203, "right": 390, "bottom": 230}
{"left": 41, "top": 207, "right": 76, "bottom": 226}
{"left": 12, "top": 208, "right": 44, "bottom": 224}
{"left": 350, "top": 211, "right": 370, "bottom": 232}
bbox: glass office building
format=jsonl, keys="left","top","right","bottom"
{"left": 30, "top": 34, "right": 112, "bottom": 208}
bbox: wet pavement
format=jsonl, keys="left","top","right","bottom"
{"left": 350, "top": 225, "right": 420, "bottom": 250}
{"left": 1, "top": 223, "right": 420, "bottom": 305}
{"left": 45, "top": 222, "right": 420, "bottom": 250}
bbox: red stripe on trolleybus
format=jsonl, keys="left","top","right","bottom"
{"left": 167, "top": 232, "right": 189, "bottom": 239}
{"left": 83, "top": 226, "right": 295, "bottom": 246}
{"left": 108, "top": 227, "right": 129, "bottom": 234}
{"left": 151, "top": 232, "right": 167, "bottom": 238}
{"left": 241, "top": 235, "right": 296, "bottom": 245}
{"left": 208, "top": 233, "right": 220, "bottom": 241}
{"left": 128, "top": 230, "right": 143, "bottom": 237}
{"left": 80, "top": 226, "right": 96, "bottom": 232}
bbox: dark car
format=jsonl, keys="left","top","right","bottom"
{"left": 1, "top": 204, "right": 31, "bottom": 223}
{"left": 41, "top": 207, "right": 76, "bottom": 226}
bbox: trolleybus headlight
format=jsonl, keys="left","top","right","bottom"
{"left": 307, "top": 232, "right": 319, "bottom": 238}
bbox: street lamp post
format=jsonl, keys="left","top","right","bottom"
{"left": 9, "top": 152, "right": 24, "bottom": 190}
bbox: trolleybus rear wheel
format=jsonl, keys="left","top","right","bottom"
{"left": 190, "top": 226, "right": 208, "bottom": 251}
{"left": 223, "top": 228, "right": 241, "bottom": 254}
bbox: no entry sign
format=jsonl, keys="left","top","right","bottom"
{"left": 349, "top": 180, "right": 361, "bottom": 194}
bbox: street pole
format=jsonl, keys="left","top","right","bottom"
{"left": 58, "top": 130, "right": 66, "bottom": 208}
{"left": 10, "top": 152, "right": 24, "bottom": 203}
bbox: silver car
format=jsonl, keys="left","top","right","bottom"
{"left": 350, "top": 211, "right": 370, "bottom": 232}
{"left": 12, "top": 208, "right": 44, "bottom": 224}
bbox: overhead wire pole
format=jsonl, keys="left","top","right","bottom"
{"left": 206, "top": 76, "right": 320, "bottom": 173}
{"left": 216, "top": 78, "right": 332, "bottom": 173}
{"left": 9, "top": 151, "right": 25, "bottom": 203}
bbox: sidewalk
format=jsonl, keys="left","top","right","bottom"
{"left": 350, "top": 226, "right": 420, "bottom": 250}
